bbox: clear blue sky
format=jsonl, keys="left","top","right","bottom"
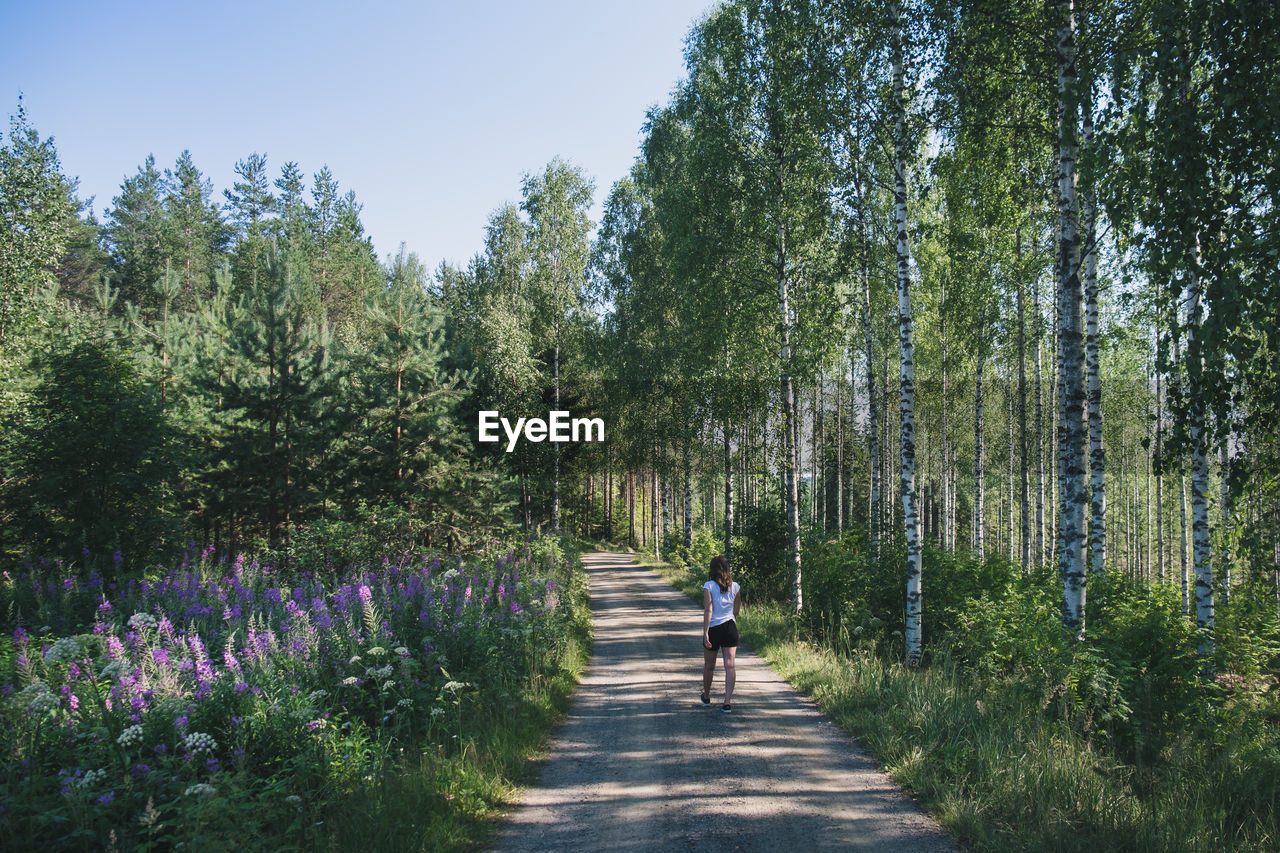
{"left": 1, "top": 0, "right": 712, "bottom": 269}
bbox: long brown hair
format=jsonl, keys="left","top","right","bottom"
{"left": 709, "top": 555, "right": 732, "bottom": 593}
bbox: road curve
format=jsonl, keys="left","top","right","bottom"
{"left": 489, "top": 551, "right": 955, "bottom": 852}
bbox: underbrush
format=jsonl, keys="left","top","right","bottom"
{"left": 646, "top": 525, "right": 1280, "bottom": 852}
{"left": 0, "top": 535, "right": 591, "bottom": 851}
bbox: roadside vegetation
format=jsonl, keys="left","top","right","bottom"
{"left": 0, "top": 536, "right": 590, "bottom": 851}
{"left": 645, "top": 525, "right": 1280, "bottom": 853}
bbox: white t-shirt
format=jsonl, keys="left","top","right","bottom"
{"left": 703, "top": 580, "right": 740, "bottom": 627}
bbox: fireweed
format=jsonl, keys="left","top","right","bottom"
{"left": 0, "top": 537, "right": 582, "bottom": 848}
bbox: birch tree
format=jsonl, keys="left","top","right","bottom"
{"left": 522, "top": 158, "right": 594, "bottom": 534}
{"left": 888, "top": 0, "right": 924, "bottom": 663}
{"left": 1052, "top": 0, "right": 1088, "bottom": 640}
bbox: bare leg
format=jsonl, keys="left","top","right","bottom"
{"left": 702, "top": 646, "right": 717, "bottom": 698}
{"left": 722, "top": 646, "right": 737, "bottom": 704}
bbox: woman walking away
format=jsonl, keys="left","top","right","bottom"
{"left": 701, "top": 555, "right": 741, "bottom": 712}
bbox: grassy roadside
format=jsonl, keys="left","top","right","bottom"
{"left": 329, "top": 555, "right": 593, "bottom": 853}
{"left": 380, "top": 549, "right": 593, "bottom": 853}
{"left": 635, "top": 549, "right": 1275, "bottom": 853}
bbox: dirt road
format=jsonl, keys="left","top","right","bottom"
{"left": 490, "top": 551, "right": 955, "bottom": 851}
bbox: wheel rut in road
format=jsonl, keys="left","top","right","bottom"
{"left": 490, "top": 550, "right": 956, "bottom": 852}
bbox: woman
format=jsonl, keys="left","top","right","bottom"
{"left": 701, "top": 554, "right": 741, "bottom": 712}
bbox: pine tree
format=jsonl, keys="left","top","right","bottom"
{"left": 103, "top": 154, "right": 167, "bottom": 313}
{"left": 355, "top": 247, "right": 509, "bottom": 548}
{"left": 7, "top": 336, "right": 178, "bottom": 567}
{"left": 162, "top": 151, "right": 230, "bottom": 307}
{"left": 224, "top": 151, "right": 276, "bottom": 295}
{"left": 206, "top": 243, "right": 333, "bottom": 549}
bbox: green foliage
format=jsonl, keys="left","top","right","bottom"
{"left": 0, "top": 537, "right": 591, "bottom": 851}
{"left": 739, "top": 589, "right": 1280, "bottom": 852}
{"left": 0, "top": 99, "right": 80, "bottom": 341}
{"left": 198, "top": 244, "right": 334, "bottom": 548}
{"left": 667, "top": 524, "right": 722, "bottom": 576}
{"left": 5, "top": 336, "right": 179, "bottom": 568}
{"left": 713, "top": 523, "right": 1280, "bottom": 850}
{"left": 729, "top": 501, "right": 791, "bottom": 603}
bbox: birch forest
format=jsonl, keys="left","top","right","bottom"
{"left": 3, "top": 0, "right": 1279, "bottom": 849}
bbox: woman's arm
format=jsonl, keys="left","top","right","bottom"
{"left": 733, "top": 586, "right": 742, "bottom": 619}
{"left": 703, "top": 588, "right": 713, "bottom": 648}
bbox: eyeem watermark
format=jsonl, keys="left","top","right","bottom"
{"left": 478, "top": 411, "right": 605, "bottom": 453}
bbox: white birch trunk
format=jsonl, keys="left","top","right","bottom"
{"left": 854, "top": 171, "right": 880, "bottom": 561}
{"left": 552, "top": 320, "right": 561, "bottom": 533}
{"left": 1219, "top": 439, "right": 1230, "bottom": 603}
{"left": 660, "top": 454, "right": 670, "bottom": 560}
{"left": 1156, "top": 333, "right": 1165, "bottom": 580}
{"left": 778, "top": 211, "right": 803, "bottom": 612}
{"left": 1187, "top": 248, "right": 1214, "bottom": 658}
{"left": 1018, "top": 252, "right": 1031, "bottom": 576}
{"left": 1181, "top": 468, "right": 1190, "bottom": 613}
{"left": 684, "top": 441, "right": 693, "bottom": 550}
{"left": 1054, "top": 0, "right": 1088, "bottom": 638}
{"left": 974, "top": 344, "right": 986, "bottom": 557}
{"left": 837, "top": 356, "right": 845, "bottom": 533}
{"left": 1084, "top": 97, "right": 1107, "bottom": 577}
{"left": 1009, "top": 378, "right": 1016, "bottom": 562}
{"left": 1034, "top": 272, "right": 1046, "bottom": 570}
{"left": 724, "top": 423, "right": 734, "bottom": 564}
{"left": 891, "top": 0, "right": 922, "bottom": 665}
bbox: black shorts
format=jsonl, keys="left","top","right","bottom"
{"left": 707, "top": 620, "right": 739, "bottom": 650}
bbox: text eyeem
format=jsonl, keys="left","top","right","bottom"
{"left": 478, "top": 411, "right": 605, "bottom": 453}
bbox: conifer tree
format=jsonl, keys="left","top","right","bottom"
{"left": 103, "top": 154, "right": 167, "bottom": 313}
{"left": 206, "top": 242, "right": 333, "bottom": 549}
{"left": 162, "top": 150, "right": 230, "bottom": 307}
{"left": 224, "top": 151, "right": 276, "bottom": 295}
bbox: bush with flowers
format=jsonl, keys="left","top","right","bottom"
{"left": 0, "top": 535, "right": 588, "bottom": 849}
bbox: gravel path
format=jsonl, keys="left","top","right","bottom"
{"left": 490, "top": 551, "right": 956, "bottom": 852}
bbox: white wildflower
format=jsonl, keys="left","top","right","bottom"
{"left": 396, "top": 698, "right": 412, "bottom": 709}
{"left": 117, "top": 725, "right": 144, "bottom": 748}
{"left": 366, "top": 646, "right": 387, "bottom": 657}
{"left": 43, "top": 637, "right": 82, "bottom": 664}
{"left": 341, "top": 676, "right": 359, "bottom": 686}
{"left": 78, "top": 768, "right": 108, "bottom": 790}
{"left": 28, "top": 692, "right": 59, "bottom": 714}
{"left": 380, "top": 680, "right": 397, "bottom": 692}
{"left": 21, "top": 683, "right": 59, "bottom": 714}
{"left": 184, "top": 783, "right": 216, "bottom": 798}
{"left": 128, "top": 613, "right": 158, "bottom": 631}
{"left": 285, "top": 794, "right": 303, "bottom": 808}
{"left": 393, "top": 647, "right": 409, "bottom": 657}
{"left": 366, "top": 665, "right": 393, "bottom": 680}
{"left": 182, "top": 732, "right": 216, "bottom": 754}
{"left": 306, "top": 690, "right": 328, "bottom": 704}
{"left": 347, "top": 655, "right": 361, "bottom": 665}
